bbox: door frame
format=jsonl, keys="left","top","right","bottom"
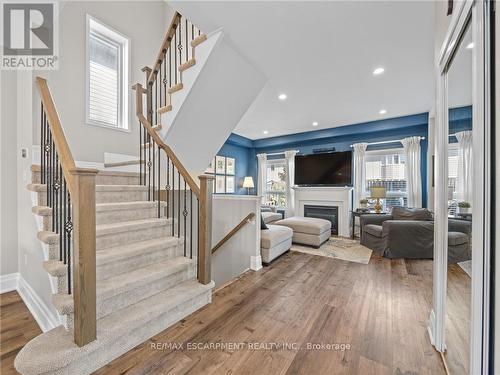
{"left": 430, "top": 0, "right": 492, "bottom": 374}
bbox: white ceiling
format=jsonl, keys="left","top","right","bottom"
{"left": 171, "top": 1, "right": 436, "bottom": 140}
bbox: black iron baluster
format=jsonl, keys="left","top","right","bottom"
{"left": 148, "top": 135, "right": 152, "bottom": 200}
{"left": 158, "top": 145, "right": 161, "bottom": 218}
{"left": 185, "top": 19, "right": 188, "bottom": 62}
{"left": 178, "top": 19, "right": 182, "bottom": 66}
{"left": 139, "top": 122, "right": 143, "bottom": 184}
{"left": 169, "top": 43, "right": 172, "bottom": 89}
{"left": 66, "top": 194, "right": 72, "bottom": 294}
{"left": 197, "top": 200, "right": 200, "bottom": 278}
{"left": 190, "top": 189, "right": 193, "bottom": 259}
{"left": 152, "top": 140, "right": 156, "bottom": 205}
{"left": 177, "top": 171, "right": 181, "bottom": 238}
{"left": 58, "top": 164, "right": 63, "bottom": 263}
{"left": 40, "top": 104, "right": 44, "bottom": 183}
{"left": 63, "top": 178, "right": 66, "bottom": 264}
{"left": 47, "top": 130, "right": 51, "bottom": 206}
{"left": 162, "top": 50, "right": 167, "bottom": 103}
{"left": 171, "top": 164, "right": 175, "bottom": 235}
{"left": 183, "top": 180, "right": 187, "bottom": 257}
{"left": 174, "top": 27, "right": 178, "bottom": 85}
{"left": 166, "top": 156, "right": 170, "bottom": 219}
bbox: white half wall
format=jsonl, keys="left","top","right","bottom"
{"left": 211, "top": 195, "right": 261, "bottom": 287}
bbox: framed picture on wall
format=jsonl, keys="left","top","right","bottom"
{"left": 215, "top": 156, "right": 226, "bottom": 174}
{"left": 226, "top": 157, "right": 235, "bottom": 175}
{"left": 215, "top": 175, "right": 225, "bottom": 193}
{"left": 225, "top": 176, "right": 235, "bottom": 193}
{"left": 205, "top": 158, "right": 215, "bottom": 174}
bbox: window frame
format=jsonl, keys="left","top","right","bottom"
{"left": 365, "top": 147, "right": 407, "bottom": 207}
{"left": 85, "top": 15, "right": 130, "bottom": 132}
{"left": 264, "top": 159, "right": 287, "bottom": 208}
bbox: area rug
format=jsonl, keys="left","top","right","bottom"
{"left": 290, "top": 237, "right": 372, "bottom": 264}
{"left": 458, "top": 260, "right": 472, "bottom": 278}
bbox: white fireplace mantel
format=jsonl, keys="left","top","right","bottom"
{"left": 292, "top": 186, "right": 353, "bottom": 237}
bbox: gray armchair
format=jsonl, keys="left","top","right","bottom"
{"left": 359, "top": 207, "right": 471, "bottom": 262}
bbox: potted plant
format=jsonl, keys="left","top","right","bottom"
{"left": 458, "top": 201, "right": 471, "bottom": 214}
{"left": 359, "top": 198, "right": 369, "bottom": 209}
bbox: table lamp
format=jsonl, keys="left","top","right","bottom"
{"left": 370, "top": 186, "right": 386, "bottom": 213}
{"left": 243, "top": 176, "right": 254, "bottom": 195}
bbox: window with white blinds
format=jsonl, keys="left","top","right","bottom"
{"left": 86, "top": 16, "right": 129, "bottom": 130}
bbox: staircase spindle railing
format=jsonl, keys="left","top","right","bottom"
{"left": 133, "top": 81, "right": 213, "bottom": 285}
{"left": 36, "top": 77, "right": 98, "bottom": 347}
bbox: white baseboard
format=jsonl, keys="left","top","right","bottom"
{"left": 250, "top": 255, "right": 262, "bottom": 271}
{"left": 427, "top": 309, "right": 436, "bottom": 346}
{"left": 0, "top": 272, "right": 19, "bottom": 293}
{"left": 17, "top": 276, "right": 59, "bottom": 332}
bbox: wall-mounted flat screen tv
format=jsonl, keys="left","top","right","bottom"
{"left": 294, "top": 151, "right": 353, "bottom": 186}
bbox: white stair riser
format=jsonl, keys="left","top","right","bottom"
{"left": 32, "top": 171, "right": 141, "bottom": 186}
{"left": 97, "top": 243, "right": 184, "bottom": 282}
{"left": 96, "top": 205, "right": 166, "bottom": 225}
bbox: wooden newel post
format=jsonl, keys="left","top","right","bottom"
{"left": 69, "top": 167, "right": 98, "bottom": 347}
{"left": 198, "top": 175, "right": 214, "bottom": 285}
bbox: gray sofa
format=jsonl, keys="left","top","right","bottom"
{"left": 261, "top": 205, "right": 282, "bottom": 225}
{"left": 360, "top": 207, "right": 471, "bottom": 262}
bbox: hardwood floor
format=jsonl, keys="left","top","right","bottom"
{"left": 444, "top": 264, "right": 471, "bottom": 375}
{"left": 0, "top": 291, "right": 42, "bottom": 375}
{"left": 94, "top": 252, "right": 447, "bottom": 375}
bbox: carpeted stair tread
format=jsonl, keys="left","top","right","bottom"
{"left": 96, "top": 236, "right": 182, "bottom": 266}
{"left": 96, "top": 200, "right": 167, "bottom": 212}
{"left": 28, "top": 184, "right": 149, "bottom": 193}
{"left": 43, "top": 260, "right": 67, "bottom": 277}
{"left": 37, "top": 218, "right": 172, "bottom": 247}
{"left": 96, "top": 218, "right": 171, "bottom": 236}
{"left": 32, "top": 205, "right": 52, "bottom": 216}
{"left": 52, "top": 257, "right": 195, "bottom": 315}
{"left": 15, "top": 279, "right": 214, "bottom": 375}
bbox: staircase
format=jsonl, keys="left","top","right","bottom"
{"left": 16, "top": 167, "right": 213, "bottom": 375}
{"left": 15, "top": 12, "right": 216, "bottom": 372}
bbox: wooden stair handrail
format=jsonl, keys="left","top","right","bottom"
{"left": 36, "top": 77, "right": 77, "bottom": 194}
{"left": 36, "top": 76, "right": 97, "bottom": 347}
{"left": 212, "top": 213, "right": 256, "bottom": 254}
{"left": 133, "top": 83, "right": 201, "bottom": 198}
{"left": 147, "top": 12, "right": 182, "bottom": 85}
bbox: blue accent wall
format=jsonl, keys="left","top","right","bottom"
{"left": 217, "top": 107, "right": 473, "bottom": 207}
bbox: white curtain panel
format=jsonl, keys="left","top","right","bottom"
{"left": 352, "top": 143, "right": 368, "bottom": 209}
{"left": 284, "top": 150, "right": 298, "bottom": 217}
{"left": 402, "top": 136, "right": 422, "bottom": 208}
{"left": 455, "top": 130, "right": 473, "bottom": 205}
{"left": 256, "top": 153, "right": 267, "bottom": 204}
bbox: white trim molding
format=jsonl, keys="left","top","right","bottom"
{"left": 432, "top": 1, "right": 492, "bottom": 374}
{"left": 17, "top": 276, "right": 59, "bottom": 332}
{"left": 0, "top": 273, "right": 19, "bottom": 293}
{"left": 250, "top": 255, "right": 262, "bottom": 271}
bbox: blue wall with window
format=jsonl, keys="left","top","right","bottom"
{"left": 216, "top": 106, "right": 472, "bottom": 208}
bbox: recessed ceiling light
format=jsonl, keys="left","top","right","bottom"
{"left": 263, "top": 130, "right": 269, "bottom": 135}
{"left": 312, "top": 122, "right": 319, "bottom": 127}
{"left": 466, "top": 42, "right": 474, "bottom": 49}
{"left": 373, "top": 67, "right": 385, "bottom": 75}
{"left": 278, "top": 93, "right": 287, "bottom": 100}
{"left": 379, "top": 109, "right": 387, "bottom": 115}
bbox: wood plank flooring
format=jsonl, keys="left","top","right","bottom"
{"left": 0, "top": 291, "right": 42, "bottom": 375}
{"left": 95, "top": 252, "right": 447, "bottom": 375}
{"left": 0, "top": 252, "right": 459, "bottom": 374}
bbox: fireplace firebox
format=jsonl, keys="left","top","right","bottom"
{"left": 303, "top": 205, "right": 339, "bottom": 235}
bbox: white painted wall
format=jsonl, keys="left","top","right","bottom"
{"left": 33, "top": 1, "right": 172, "bottom": 163}
{"left": 1, "top": 1, "right": 173, "bottom": 328}
{"left": 211, "top": 195, "right": 261, "bottom": 287}
{"left": 0, "top": 71, "right": 19, "bottom": 277}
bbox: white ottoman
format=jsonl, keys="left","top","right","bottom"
{"left": 274, "top": 216, "right": 331, "bottom": 248}
{"left": 260, "top": 225, "right": 293, "bottom": 264}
